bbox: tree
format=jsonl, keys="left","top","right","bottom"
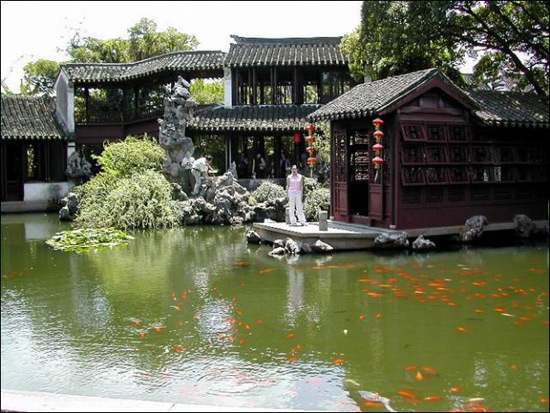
{"left": 20, "top": 59, "right": 60, "bottom": 96}
{"left": 342, "top": 1, "right": 549, "bottom": 97}
{"left": 341, "top": 1, "right": 466, "bottom": 84}
{"left": 189, "top": 79, "right": 224, "bottom": 105}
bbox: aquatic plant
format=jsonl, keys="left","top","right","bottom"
{"left": 46, "top": 227, "right": 134, "bottom": 253}
{"left": 303, "top": 188, "right": 330, "bottom": 221}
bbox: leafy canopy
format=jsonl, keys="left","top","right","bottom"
{"left": 342, "top": 1, "right": 549, "bottom": 97}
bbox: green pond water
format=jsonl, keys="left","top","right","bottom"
{"left": 1, "top": 213, "right": 549, "bottom": 412}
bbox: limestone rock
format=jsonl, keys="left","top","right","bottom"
{"left": 412, "top": 235, "right": 436, "bottom": 251}
{"left": 269, "top": 247, "right": 286, "bottom": 257}
{"left": 58, "top": 192, "right": 79, "bottom": 221}
{"left": 460, "top": 215, "right": 488, "bottom": 242}
{"left": 311, "top": 239, "right": 334, "bottom": 253}
{"left": 301, "top": 243, "right": 312, "bottom": 253}
{"left": 513, "top": 214, "right": 537, "bottom": 238}
{"left": 273, "top": 239, "right": 285, "bottom": 249}
{"left": 246, "top": 230, "right": 262, "bottom": 244}
{"left": 284, "top": 238, "right": 301, "bottom": 255}
{"left": 373, "top": 232, "right": 409, "bottom": 249}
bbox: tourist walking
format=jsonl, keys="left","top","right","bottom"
{"left": 253, "top": 153, "right": 267, "bottom": 179}
{"left": 286, "top": 164, "right": 306, "bottom": 226}
{"left": 180, "top": 151, "right": 195, "bottom": 195}
{"left": 191, "top": 155, "right": 214, "bottom": 195}
{"left": 280, "top": 151, "right": 291, "bottom": 177}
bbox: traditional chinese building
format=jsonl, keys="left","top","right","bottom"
{"left": 1, "top": 95, "right": 72, "bottom": 206}
{"left": 308, "top": 68, "right": 549, "bottom": 230}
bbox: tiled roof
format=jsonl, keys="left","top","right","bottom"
{"left": 308, "top": 68, "right": 467, "bottom": 121}
{"left": 465, "top": 89, "right": 549, "bottom": 128}
{"left": 61, "top": 51, "right": 226, "bottom": 83}
{"left": 188, "top": 104, "right": 321, "bottom": 132}
{"left": 1, "top": 95, "right": 65, "bottom": 140}
{"left": 225, "top": 35, "right": 348, "bottom": 68}
{"left": 463, "top": 73, "right": 535, "bottom": 93}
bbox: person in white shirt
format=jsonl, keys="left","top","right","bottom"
{"left": 191, "top": 155, "right": 213, "bottom": 195}
{"left": 286, "top": 164, "right": 307, "bottom": 226}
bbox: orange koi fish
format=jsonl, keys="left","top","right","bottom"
{"left": 138, "top": 332, "right": 148, "bottom": 339}
{"left": 449, "top": 386, "right": 464, "bottom": 393}
{"left": 424, "top": 396, "right": 443, "bottom": 402}
{"left": 398, "top": 390, "right": 418, "bottom": 401}
{"left": 287, "top": 333, "right": 295, "bottom": 339}
{"left": 287, "top": 356, "right": 298, "bottom": 362}
{"left": 363, "top": 401, "right": 382, "bottom": 408}
{"left": 245, "top": 323, "right": 251, "bottom": 331}
{"left": 541, "top": 398, "right": 549, "bottom": 404}
{"left": 260, "top": 268, "right": 274, "bottom": 274}
{"left": 235, "top": 261, "right": 249, "bottom": 267}
{"left": 238, "top": 338, "right": 245, "bottom": 345}
{"left": 367, "top": 292, "right": 383, "bottom": 298}
{"left": 421, "top": 366, "right": 439, "bottom": 375}
{"left": 510, "top": 364, "right": 519, "bottom": 370}
{"left": 457, "top": 327, "right": 468, "bottom": 333}
{"left": 256, "top": 319, "right": 264, "bottom": 325}
{"left": 359, "top": 314, "right": 366, "bottom": 321}
{"left": 415, "top": 371, "right": 424, "bottom": 381}
{"left": 405, "top": 366, "right": 418, "bottom": 371}
{"left": 333, "top": 358, "right": 343, "bottom": 366}
{"left": 154, "top": 326, "right": 164, "bottom": 332}
{"left": 474, "top": 309, "right": 485, "bottom": 314}
{"left": 375, "top": 313, "right": 382, "bottom": 320}
{"left": 174, "top": 345, "right": 186, "bottom": 353}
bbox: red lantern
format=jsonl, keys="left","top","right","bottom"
{"left": 307, "top": 157, "right": 317, "bottom": 165}
{"left": 372, "top": 118, "right": 384, "bottom": 127}
{"left": 373, "top": 130, "right": 384, "bottom": 140}
{"left": 305, "top": 135, "right": 316, "bottom": 144}
{"left": 372, "top": 156, "right": 384, "bottom": 166}
{"left": 294, "top": 132, "right": 301, "bottom": 144}
{"left": 306, "top": 147, "right": 316, "bottom": 155}
{"left": 373, "top": 143, "right": 385, "bottom": 152}
{"left": 306, "top": 124, "right": 316, "bottom": 135}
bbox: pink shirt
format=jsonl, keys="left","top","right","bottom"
{"left": 288, "top": 174, "right": 302, "bottom": 194}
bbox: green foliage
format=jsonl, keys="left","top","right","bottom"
{"left": 75, "top": 170, "right": 178, "bottom": 230}
{"left": 21, "top": 59, "right": 60, "bottom": 96}
{"left": 303, "top": 177, "right": 320, "bottom": 197}
{"left": 303, "top": 188, "right": 330, "bottom": 221}
{"left": 93, "top": 136, "right": 165, "bottom": 177}
{"left": 189, "top": 79, "right": 224, "bottom": 105}
{"left": 343, "top": 1, "right": 549, "bottom": 96}
{"left": 249, "top": 181, "right": 287, "bottom": 204}
{"left": 46, "top": 227, "right": 133, "bottom": 253}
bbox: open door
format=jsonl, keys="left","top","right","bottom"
{"left": 1, "top": 142, "right": 25, "bottom": 201}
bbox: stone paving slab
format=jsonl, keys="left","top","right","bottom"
{"left": 1, "top": 389, "right": 317, "bottom": 413}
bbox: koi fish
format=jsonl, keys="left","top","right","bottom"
{"left": 449, "top": 386, "right": 464, "bottom": 393}
{"left": 421, "top": 366, "right": 439, "bottom": 375}
{"left": 366, "top": 292, "right": 383, "bottom": 298}
{"left": 235, "top": 261, "right": 249, "bottom": 267}
{"left": 256, "top": 319, "right": 264, "bottom": 325}
{"left": 398, "top": 390, "right": 418, "bottom": 401}
{"left": 170, "top": 305, "right": 181, "bottom": 311}
{"left": 245, "top": 323, "right": 251, "bottom": 331}
{"left": 260, "top": 268, "right": 274, "bottom": 274}
{"left": 541, "top": 398, "right": 549, "bottom": 404}
{"left": 474, "top": 309, "right": 485, "bottom": 314}
{"left": 138, "top": 332, "right": 148, "bottom": 339}
{"left": 457, "top": 327, "right": 468, "bottom": 333}
{"left": 510, "top": 364, "right": 519, "bottom": 370}
{"left": 424, "top": 396, "right": 443, "bottom": 401}
{"left": 238, "top": 338, "right": 245, "bottom": 345}
{"left": 405, "top": 366, "right": 418, "bottom": 371}
{"left": 363, "top": 401, "right": 382, "bottom": 408}
{"left": 174, "top": 345, "right": 186, "bottom": 353}
{"left": 128, "top": 318, "right": 142, "bottom": 326}
{"left": 415, "top": 371, "right": 424, "bottom": 381}
{"left": 375, "top": 313, "right": 382, "bottom": 319}
{"left": 287, "top": 333, "right": 295, "bottom": 339}
{"left": 333, "top": 358, "right": 343, "bottom": 366}
{"left": 359, "top": 314, "right": 366, "bottom": 321}
{"left": 287, "top": 357, "right": 298, "bottom": 362}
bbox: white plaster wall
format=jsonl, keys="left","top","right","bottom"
{"left": 224, "top": 68, "right": 232, "bottom": 108}
{"left": 54, "top": 71, "right": 75, "bottom": 134}
{"left": 24, "top": 182, "right": 75, "bottom": 203}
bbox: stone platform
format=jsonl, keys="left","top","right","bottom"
{"left": 253, "top": 220, "right": 549, "bottom": 251}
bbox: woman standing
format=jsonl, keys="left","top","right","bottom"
{"left": 286, "top": 164, "right": 307, "bottom": 226}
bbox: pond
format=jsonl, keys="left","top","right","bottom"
{"left": 1, "top": 213, "right": 548, "bottom": 412}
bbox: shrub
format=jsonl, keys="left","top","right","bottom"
{"left": 303, "top": 188, "right": 330, "bottom": 221}
{"left": 249, "top": 181, "right": 286, "bottom": 204}
{"left": 93, "top": 136, "right": 165, "bottom": 177}
{"left": 303, "top": 177, "right": 320, "bottom": 197}
{"left": 75, "top": 170, "right": 178, "bottom": 229}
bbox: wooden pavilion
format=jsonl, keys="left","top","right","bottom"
{"left": 309, "top": 68, "right": 549, "bottom": 230}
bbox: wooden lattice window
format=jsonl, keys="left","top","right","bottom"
{"left": 448, "top": 187, "right": 466, "bottom": 202}
{"left": 471, "top": 146, "right": 493, "bottom": 163}
{"left": 495, "top": 166, "right": 515, "bottom": 183}
{"left": 425, "top": 166, "right": 448, "bottom": 185}
{"left": 353, "top": 131, "right": 370, "bottom": 145}
{"left": 426, "top": 187, "right": 445, "bottom": 203}
{"left": 448, "top": 166, "right": 470, "bottom": 183}
{"left": 471, "top": 166, "right": 495, "bottom": 183}
{"left": 448, "top": 125, "right": 469, "bottom": 142}
{"left": 401, "top": 167, "right": 425, "bottom": 185}
{"left": 516, "top": 166, "right": 532, "bottom": 182}
{"left": 401, "top": 146, "right": 425, "bottom": 164}
{"left": 448, "top": 146, "right": 468, "bottom": 163}
{"left": 425, "top": 146, "right": 448, "bottom": 164}
{"left": 352, "top": 150, "right": 370, "bottom": 181}
{"left": 402, "top": 187, "right": 422, "bottom": 204}
{"left": 402, "top": 123, "right": 426, "bottom": 141}
{"left": 493, "top": 147, "right": 516, "bottom": 164}
{"left": 334, "top": 132, "right": 347, "bottom": 182}
{"left": 426, "top": 124, "right": 447, "bottom": 142}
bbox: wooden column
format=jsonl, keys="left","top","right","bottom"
{"left": 251, "top": 68, "right": 257, "bottom": 105}
{"left": 274, "top": 135, "right": 282, "bottom": 177}
{"left": 271, "top": 67, "right": 277, "bottom": 104}
{"left": 134, "top": 86, "right": 139, "bottom": 119}
{"left": 84, "top": 87, "right": 90, "bottom": 123}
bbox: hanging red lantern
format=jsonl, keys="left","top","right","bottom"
{"left": 373, "top": 130, "right": 384, "bottom": 140}
{"left": 372, "top": 118, "right": 384, "bottom": 127}
{"left": 306, "top": 147, "right": 316, "bottom": 155}
{"left": 373, "top": 143, "right": 385, "bottom": 152}
{"left": 305, "top": 135, "right": 316, "bottom": 144}
{"left": 307, "top": 157, "right": 317, "bottom": 165}
{"left": 306, "top": 124, "right": 316, "bottom": 135}
{"left": 294, "top": 132, "right": 301, "bottom": 144}
{"left": 372, "top": 156, "right": 384, "bottom": 166}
